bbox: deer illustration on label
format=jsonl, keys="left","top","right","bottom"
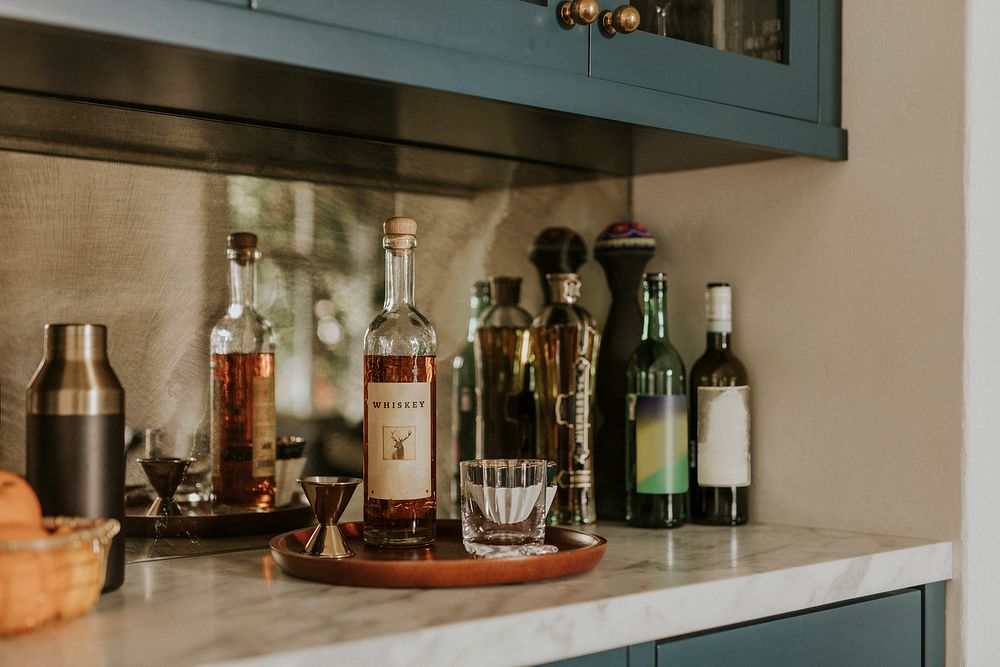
{"left": 382, "top": 426, "right": 416, "bottom": 461}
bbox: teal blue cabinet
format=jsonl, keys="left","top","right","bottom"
{"left": 253, "top": 0, "right": 589, "bottom": 74}
{"left": 590, "top": 1, "right": 823, "bottom": 121}
{"left": 0, "top": 0, "right": 845, "bottom": 174}
{"left": 216, "top": 0, "right": 845, "bottom": 168}
{"left": 539, "top": 583, "right": 945, "bottom": 667}
{"left": 657, "top": 589, "right": 922, "bottom": 666}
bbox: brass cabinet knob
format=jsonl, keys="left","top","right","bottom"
{"left": 600, "top": 5, "right": 641, "bottom": 35}
{"left": 559, "top": 0, "right": 601, "bottom": 28}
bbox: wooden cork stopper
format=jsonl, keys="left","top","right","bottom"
{"left": 228, "top": 232, "right": 258, "bottom": 250}
{"left": 383, "top": 216, "right": 417, "bottom": 236}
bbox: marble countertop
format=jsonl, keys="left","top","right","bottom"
{"left": 4, "top": 522, "right": 951, "bottom": 667}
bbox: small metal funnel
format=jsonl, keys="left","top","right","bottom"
{"left": 298, "top": 476, "right": 361, "bottom": 558}
{"left": 138, "top": 457, "right": 193, "bottom": 516}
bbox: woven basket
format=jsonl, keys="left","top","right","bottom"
{"left": 0, "top": 517, "right": 120, "bottom": 636}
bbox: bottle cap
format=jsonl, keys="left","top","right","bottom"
{"left": 228, "top": 232, "right": 258, "bottom": 250}
{"left": 595, "top": 221, "right": 656, "bottom": 254}
{"left": 490, "top": 277, "right": 522, "bottom": 306}
{"left": 706, "top": 283, "right": 733, "bottom": 333}
{"left": 384, "top": 216, "right": 417, "bottom": 236}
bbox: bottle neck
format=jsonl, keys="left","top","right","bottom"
{"left": 228, "top": 255, "right": 257, "bottom": 315}
{"left": 466, "top": 292, "right": 489, "bottom": 341}
{"left": 546, "top": 274, "right": 581, "bottom": 305}
{"left": 642, "top": 282, "right": 669, "bottom": 341}
{"left": 384, "top": 242, "right": 415, "bottom": 308}
{"left": 706, "top": 329, "right": 732, "bottom": 350}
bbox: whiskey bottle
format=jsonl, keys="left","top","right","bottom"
{"left": 475, "top": 276, "right": 534, "bottom": 459}
{"left": 625, "top": 273, "right": 687, "bottom": 528}
{"left": 210, "top": 232, "right": 277, "bottom": 508}
{"left": 364, "top": 217, "right": 437, "bottom": 547}
{"left": 531, "top": 273, "right": 600, "bottom": 525}
{"left": 452, "top": 281, "right": 491, "bottom": 472}
{"left": 690, "top": 283, "right": 750, "bottom": 525}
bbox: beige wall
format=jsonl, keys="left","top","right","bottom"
{"left": 635, "top": 0, "right": 964, "bottom": 542}
{"left": 634, "top": 1, "right": 965, "bottom": 660}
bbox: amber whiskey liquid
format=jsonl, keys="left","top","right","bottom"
{"left": 364, "top": 354, "right": 437, "bottom": 547}
{"left": 476, "top": 327, "right": 533, "bottom": 459}
{"left": 212, "top": 352, "right": 276, "bottom": 508}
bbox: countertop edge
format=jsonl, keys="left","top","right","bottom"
{"left": 209, "top": 540, "right": 953, "bottom": 667}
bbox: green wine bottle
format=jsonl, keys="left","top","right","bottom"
{"left": 625, "top": 272, "right": 687, "bottom": 528}
{"left": 689, "top": 283, "right": 750, "bottom": 525}
{"left": 451, "top": 281, "right": 491, "bottom": 486}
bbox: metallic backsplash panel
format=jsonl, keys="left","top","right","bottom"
{"left": 0, "top": 146, "right": 626, "bottom": 507}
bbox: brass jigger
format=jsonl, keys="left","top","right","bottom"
{"left": 298, "top": 476, "right": 361, "bottom": 559}
{"left": 138, "top": 457, "right": 193, "bottom": 516}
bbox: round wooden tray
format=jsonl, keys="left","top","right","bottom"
{"left": 269, "top": 519, "right": 607, "bottom": 587}
{"left": 124, "top": 499, "right": 314, "bottom": 538}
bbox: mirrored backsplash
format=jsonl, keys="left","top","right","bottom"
{"left": 0, "top": 136, "right": 626, "bottom": 509}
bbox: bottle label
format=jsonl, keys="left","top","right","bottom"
{"left": 252, "top": 374, "right": 276, "bottom": 478}
{"left": 572, "top": 357, "right": 592, "bottom": 466}
{"left": 629, "top": 394, "right": 689, "bottom": 494}
{"left": 697, "top": 386, "right": 751, "bottom": 487}
{"left": 366, "top": 382, "right": 433, "bottom": 500}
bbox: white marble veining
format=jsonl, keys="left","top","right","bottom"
{"left": 2, "top": 524, "right": 951, "bottom": 667}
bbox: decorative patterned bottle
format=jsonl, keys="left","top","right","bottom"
{"left": 625, "top": 273, "right": 687, "bottom": 528}
{"left": 210, "top": 232, "right": 277, "bottom": 508}
{"left": 475, "top": 276, "right": 534, "bottom": 459}
{"left": 452, "top": 281, "right": 491, "bottom": 476}
{"left": 531, "top": 273, "right": 600, "bottom": 525}
{"left": 363, "top": 217, "right": 437, "bottom": 547}
{"left": 690, "top": 283, "right": 750, "bottom": 525}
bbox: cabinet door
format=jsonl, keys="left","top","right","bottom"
{"left": 252, "top": 0, "right": 588, "bottom": 75}
{"left": 656, "top": 589, "right": 922, "bottom": 666}
{"left": 590, "top": 0, "right": 822, "bottom": 121}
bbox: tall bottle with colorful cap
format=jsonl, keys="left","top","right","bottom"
{"left": 594, "top": 221, "right": 656, "bottom": 520}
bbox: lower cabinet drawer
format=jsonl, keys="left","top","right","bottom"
{"left": 656, "top": 589, "right": 922, "bottom": 667}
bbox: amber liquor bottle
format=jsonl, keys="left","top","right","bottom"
{"left": 364, "top": 217, "right": 438, "bottom": 547}
{"left": 531, "top": 273, "right": 600, "bottom": 525}
{"left": 210, "top": 232, "right": 277, "bottom": 508}
{"left": 475, "top": 276, "right": 534, "bottom": 459}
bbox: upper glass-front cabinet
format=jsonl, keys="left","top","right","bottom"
{"left": 631, "top": 0, "right": 786, "bottom": 62}
{"left": 589, "top": 0, "right": 820, "bottom": 120}
{"left": 257, "top": 0, "right": 825, "bottom": 123}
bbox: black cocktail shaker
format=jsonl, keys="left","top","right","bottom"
{"left": 26, "top": 324, "right": 126, "bottom": 592}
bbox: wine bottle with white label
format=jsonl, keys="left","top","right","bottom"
{"left": 363, "top": 217, "right": 438, "bottom": 547}
{"left": 625, "top": 273, "right": 687, "bottom": 528}
{"left": 689, "top": 283, "right": 750, "bottom": 525}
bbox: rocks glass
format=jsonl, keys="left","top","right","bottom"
{"left": 460, "top": 459, "right": 555, "bottom": 558}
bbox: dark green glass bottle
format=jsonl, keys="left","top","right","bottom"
{"left": 626, "top": 273, "right": 688, "bottom": 528}
{"left": 689, "top": 283, "right": 750, "bottom": 525}
{"left": 451, "top": 281, "right": 491, "bottom": 491}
